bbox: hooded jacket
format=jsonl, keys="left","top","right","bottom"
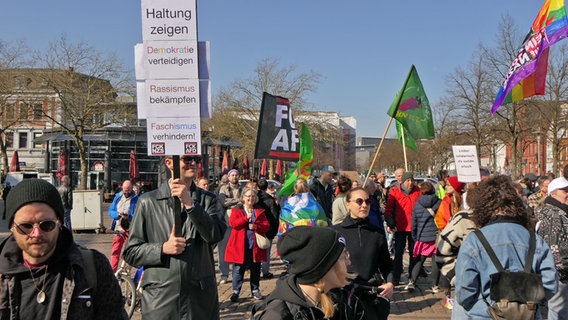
{"left": 0, "top": 228, "right": 127, "bottom": 319}
{"left": 332, "top": 216, "right": 393, "bottom": 284}
{"left": 254, "top": 275, "right": 326, "bottom": 320}
{"left": 411, "top": 194, "right": 441, "bottom": 242}
{"left": 122, "top": 182, "right": 226, "bottom": 320}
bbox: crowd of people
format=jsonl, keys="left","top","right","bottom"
{"left": 2, "top": 155, "right": 568, "bottom": 320}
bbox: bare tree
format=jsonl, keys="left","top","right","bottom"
{"left": 445, "top": 46, "right": 500, "bottom": 160}
{"left": 485, "top": 15, "right": 535, "bottom": 177}
{"left": 32, "top": 34, "right": 132, "bottom": 189}
{"left": 0, "top": 40, "right": 32, "bottom": 175}
{"left": 205, "top": 57, "right": 323, "bottom": 161}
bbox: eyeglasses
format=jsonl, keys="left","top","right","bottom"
{"left": 351, "top": 198, "right": 372, "bottom": 206}
{"left": 180, "top": 156, "right": 202, "bottom": 164}
{"left": 14, "top": 220, "right": 59, "bottom": 235}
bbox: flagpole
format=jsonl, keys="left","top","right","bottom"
{"left": 401, "top": 126, "right": 409, "bottom": 171}
{"left": 364, "top": 66, "right": 416, "bottom": 187}
{"left": 363, "top": 117, "right": 395, "bottom": 187}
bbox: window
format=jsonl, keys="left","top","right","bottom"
{"left": 18, "top": 132, "right": 28, "bottom": 149}
{"left": 18, "top": 102, "right": 29, "bottom": 120}
{"left": 4, "top": 103, "right": 16, "bottom": 120}
{"left": 33, "top": 132, "right": 42, "bottom": 148}
{"left": 5, "top": 132, "right": 13, "bottom": 148}
{"left": 33, "top": 103, "right": 43, "bottom": 120}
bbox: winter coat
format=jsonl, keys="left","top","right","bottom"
{"left": 331, "top": 194, "right": 348, "bottom": 225}
{"left": 0, "top": 228, "right": 127, "bottom": 320}
{"left": 256, "top": 190, "right": 281, "bottom": 239}
{"left": 310, "top": 179, "right": 335, "bottom": 219}
{"left": 434, "top": 194, "right": 453, "bottom": 230}
{"left": 454, "top": 219, "right": 558, "bottom": 319}
{"left": 225, "top": 206, "right": 270, "bottom": 264}
{"left": 332, "top": 216, "right": 393, "bottom": 284}
{"left": 255, "top": 275, "right": 327, "bottom": 320}
{"left": 108, "top": 191, "right": 139, "bottom": 230}
{"left": 535, "top": 197, "right": 568, "bottom": 282}
{"left": 122, "top": 182, "right": 226, "bottom": 320}
{"left": 384, "top": 185, "right": 420, "bottom": 232}
{"left": 411, "top": 194, "right": 441, "bottom": 242}
{"left": 435, "top": 209, "right": 476, "bottom": 284}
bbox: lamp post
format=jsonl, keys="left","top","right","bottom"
{"left": 536, "top": 130, "right": 541, "bottom": 176}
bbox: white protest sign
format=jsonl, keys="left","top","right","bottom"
{"left": 452, "top": 145, "right": 481, "bottom": 182}
{"left": 141, "top": 0, "right": 197, "bottom": 41}
{"left": 146, "top": 117, "right": 201, "bottom": 156}
{"left": 137, "top": 40, "right": 199, "bottom": 80}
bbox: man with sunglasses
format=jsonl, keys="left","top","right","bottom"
{"left": 0, "top": 178, "right": 127, "bottom": 319}
{"left": 123, "top": 155, "right": 226, "bottom": 320}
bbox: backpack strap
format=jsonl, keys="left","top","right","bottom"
{"left": 524, "top": 230, "right": 536, "bottom": 273}
{"left": 473, "top": 229, "right": 504, "bottom": 272}
{"left": 474, "top": 229, "right": 537, "bottom": 306}
{"left": 79, "top": 248, "right": 97, "bottom": 290}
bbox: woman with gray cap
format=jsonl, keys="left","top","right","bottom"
{"left": 252, "top": 226, "right": 351, "bottom": 320}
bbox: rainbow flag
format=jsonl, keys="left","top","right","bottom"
{"left": 277, "top": 192, "right": 330, "bottom": 236}
{"left": 492, "top": 0, "right": 568, "bottom": 113}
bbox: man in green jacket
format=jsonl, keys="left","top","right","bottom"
{"left": 123, "top": 155, "right": 226, "bottom": 320}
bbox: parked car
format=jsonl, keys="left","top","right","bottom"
{"left": 239, "top": 179, "right": 283, "bottom": 190}
{"left": 385, "top": 176, "right": 439, "bottom": 191}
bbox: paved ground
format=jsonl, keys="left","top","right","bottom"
{"left": 0, "top": 201, "right": 451, "bottom": 319}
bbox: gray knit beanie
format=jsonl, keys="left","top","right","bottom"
{"left": 6, "top": 179, "right": 65, "bottom": 225}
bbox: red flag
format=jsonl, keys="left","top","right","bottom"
{"left": 232, "top": 157, "right": 239, "bottom": 170}
{"left": 221, "top": 150, "right": 230, "bottom": 175}
{"left": 197, "top": 162, "right": 204, "bottom": 178}
{"left": 243, "top": 155, "right": 250, "bottom": 179}
{"left": 275, "top": 159, "right": 282, "bottom": 182}
{"left": 56, "top": 149, "right": 68, "bottom": 179}
{"left": 129, "top": 150, "right": 140, "bottom": 182}
{"left": 9, "top": 150, "right": 20, "bottom": 172}
{"left": 260, "top": 159, "right": 268, "bottom": 178}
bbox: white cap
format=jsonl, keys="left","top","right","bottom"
{"left": 547, "top": 177, "right": 568, "bottom": 195}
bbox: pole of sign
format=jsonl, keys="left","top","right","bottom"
{"left": 172, "top": 155, "right": 182, "bottom": 237}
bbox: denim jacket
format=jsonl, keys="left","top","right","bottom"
{"left": 454, "top": 219, "right": 558, "bottom": 319}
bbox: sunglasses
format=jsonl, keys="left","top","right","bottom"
{"left": 180, "top": 156, "right": 202, "bottom": 164}
{"left": 351, "top": 198, "right": 372, "bottom": 206}
{"left": 14, "top": 220, "right": 59, "bottom": 235}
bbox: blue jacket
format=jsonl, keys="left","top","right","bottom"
{"left": 411, "top": 194, "right": 441, "bottom": 242}
{"left": 108, "top": 191, "right": 139, "bottom": 230}
{"left": 454, "top": 219, "right": 558, "bottom": 319}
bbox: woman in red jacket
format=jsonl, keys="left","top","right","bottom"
{"left": 225, "top": 187, "right": 271, "bottom": 303}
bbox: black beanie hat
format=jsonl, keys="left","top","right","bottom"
{"left": 6, "top": 179, "right": 65, "bottom": 225}
{"left": 277, "top": 226, "right": 345, "bottom": 284}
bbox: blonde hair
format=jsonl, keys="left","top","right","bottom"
{"left": 312, "top": 260, "right": 351, "bottom": 317}
{"left": 294, "top": 178, "right": 310, "bottom": 194}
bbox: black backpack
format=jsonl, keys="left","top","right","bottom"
{"left": 473, "top": 230, "right": 545, "bottom": 320}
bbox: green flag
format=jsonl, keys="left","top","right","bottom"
{"left": 279, "top": 123, "right": 313, "bottom": 197}
{"left": 395, "top": 120, "right": 418, "bottom": 152}
{"left": 387, "top": 65, "right": 435, "bottom": 150}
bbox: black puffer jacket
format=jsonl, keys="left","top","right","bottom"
{"left": 254, "top": 275, "right": 326, "bottom": 320}
{"left": 411, "top": 194, "right": 441, "bottom": 242}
